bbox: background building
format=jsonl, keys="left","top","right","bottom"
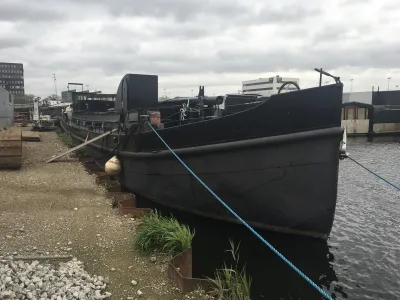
{"left": 61, "top": 90, "right": 75, "bottom": 102}
{"left": 242, "top": 75, "right": 300, "bottom": 96}
{"left": 62, "top": 89, "right": 100, "bottom": 102}
{"left": 0, "top": 62, "right": 25, "bottom": 95}
{"left": 341, "top": 89, "right": 400, "bottom": 136}
{"left": 0, "top": 86, "right": 14, "bottom": 128}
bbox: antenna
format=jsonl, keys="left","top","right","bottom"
{"left": 53, "top": 74, "right": 57, "bottom": 95}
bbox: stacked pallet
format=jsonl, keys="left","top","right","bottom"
{"left": 0, "top": 130, "right": 22, "bottom": 169}
{"left": 22, "top": 131, "right": 40, "bottom": 142}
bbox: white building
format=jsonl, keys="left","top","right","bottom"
{"left": 0, "top": 86, "right": 13, "bottom": 129}
{"left": 242, "top": 75, "right": 300, "bottom": 96}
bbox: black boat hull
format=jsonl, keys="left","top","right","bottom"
{"left": 122, "top": 128, "right": 342, "bottom": 239}
{"left": 61, "top": 80, "right": 344, "bottom": 239}
{"left": 62, "top": 120, "right": 342, "bottom": 238}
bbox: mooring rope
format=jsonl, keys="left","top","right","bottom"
{"left": 147, "top": 122, "right": 333, "bottom": 300}
{"left": 347, "top": 156, "right": 400, "bottom": 191}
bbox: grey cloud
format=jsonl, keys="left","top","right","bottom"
{"left": 86, "top": 0, "right": 246, "bottom": 21}
{"left": 0, "top": 1, "right": 64, "bottom": 22}
{"left": 23, "top": 37, "right": 400, "bottom": 79}
{"left": 340, "top": 0, "right": 373, "bottom": 5}
{"left": 0, "top": 0, "right": 398, "bottom": 96}
{"left": 310, "top": 23, "right": 373, "bottom": 45}
{"left": 380, "top": 1, "right": 400, "bottom": 10}
{"left": 155, "top": 24, "right": 217, "bottom": 40}
{"left": 311, "top": 26, "right": 349, "bottom": 43}
{"left": 96, "top": 24, "right": 156, "bottom": 44}
{"left": 0, "top": 37, "right": 28, "bottom": 49}
{"left": 247, "top": 5, "right": 320, "bottom": 25}
{"left": 32, "top": 45, "right": 66, "bottom": 55}
{"left": 70, "top": 0, "right": 318, "bottom": 26}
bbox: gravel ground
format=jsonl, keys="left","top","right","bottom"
{"left": 0, "top": 258, "right": 111, "bottom": 299}
{"left": 0, "top": 128, "right": 211, "bottom": 300}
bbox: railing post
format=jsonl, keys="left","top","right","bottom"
{"left": 319, "top": 68, "right": 323, "bottom": 86}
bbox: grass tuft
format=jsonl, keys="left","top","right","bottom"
{"left": 57, "top": 132, "right": 75, "bottom": 148}
{"left": 134, "top": 211, "right": 195, "bottom": 255}
{"left": 57, "top": 132, "right": 86, "bottom": 157}
{"left": 208, "top": 240, "right": 252, "bottom": 300}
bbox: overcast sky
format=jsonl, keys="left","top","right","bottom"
{"left": 1, "top": 0, "right": 399, "bottom": 97}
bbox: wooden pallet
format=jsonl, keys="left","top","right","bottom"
{"left": 21, "top": 131, "right": 40, "bottom": 142}
{"left": 0, "top": 131, "right": 22, "bottom": 169}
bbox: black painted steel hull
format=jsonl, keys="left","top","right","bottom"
{"left": 122, "top": 128, "right": 342, "bottom": 239}
{"left": 62, "top": 122, "right": 342, "bottom": 239}
{"left": 61, "top": 83, "right": 344, "bottom": 239}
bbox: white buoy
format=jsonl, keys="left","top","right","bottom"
{"left": 105, "top": 155, "right": 121, "bottom": 176}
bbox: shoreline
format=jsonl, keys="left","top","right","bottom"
{"left": 0, "top": 127, "right": 210, "bottom": 299}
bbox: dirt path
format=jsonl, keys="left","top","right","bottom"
{"left": 0, "top": 129, "right": 208, "bottom": 300}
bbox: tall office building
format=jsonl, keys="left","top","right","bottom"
{"left": 0, "top": 62, "right": 25, "bottom": 95}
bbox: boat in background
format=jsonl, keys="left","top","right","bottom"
{"left": 61, "top": 69, "right": 346, "bottom": 239}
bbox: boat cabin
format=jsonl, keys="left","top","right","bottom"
{"left": 67, "top": 91, "right": 119, "bottom": 133}
{"left": 341, "top": 102, "right": 372, "bottom": 136}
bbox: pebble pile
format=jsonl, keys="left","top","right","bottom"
{"left": 0, "top": 257, "right": 111, "bottom": 300}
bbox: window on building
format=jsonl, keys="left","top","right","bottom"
{"left": 243, "top": 87, "right": 273, "bottom": 92}
{"left": 243, "top": 82, "right": 269, "bottom": 87}
{"left": 345, "top": 107, "right": 356, "bottom": 120}
{"left": 243, "top": 78, "right": 273, "bottom": 87}
{"left": 358, "top": 108, "right": 366, "bottom": 120}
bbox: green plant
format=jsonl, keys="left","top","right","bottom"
{"left": 208, "top": 240, "right": 252, "bottom": 300}
{"left": 57, "top": 132, "right": 75, "bottom": 148}
{"left": 72, "top": 147, "right": 86, "bottom": 157}
{"left": 57, "top": 132, "right": 86, "bottom": 157}
{"left": 134, "top": 211, "right": 194, "bottom": 255}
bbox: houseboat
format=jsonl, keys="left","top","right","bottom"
{"left": 61, "top": 70, "right": 346, "bottom": 239}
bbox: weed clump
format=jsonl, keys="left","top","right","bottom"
{"left": 57, "top": 132, "right": 74, "bottom": 148}
{"left": 134, "top": 211, "right": 194, "bottom": 255}
{"left": 208, "top": 240, "right": 252, "bottom": 300}
{"left": 57, "top": 132, "right": 86, "bottom": 157}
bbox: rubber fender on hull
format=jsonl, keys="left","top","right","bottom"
{"left": 105, "top": 155, "right": 121, "bottom": 176}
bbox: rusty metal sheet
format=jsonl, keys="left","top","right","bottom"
{"left": 168, "top": 248, "right": 212, "bottom": 293}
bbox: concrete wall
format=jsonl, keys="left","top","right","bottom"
{"left": 0, "top": 88, "right": 13, "bottom": 128}
{"left": 341, "top": 119, "right": 370, "bottom": 135}
{"left": 342, "top": 91, "right": 373, "bottom": 105}
{"left": 373, "top": 123, "right": 400, "bottom": 133}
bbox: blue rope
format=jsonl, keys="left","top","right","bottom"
{"left": 347, "top": 156, "right": 400, "bottom": 191}
{"left": 147, "top": 123, "right": 333, "bottom": 300}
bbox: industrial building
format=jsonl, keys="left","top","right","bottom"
{"left": 0, "top": 86, "right": 14, "bottom": 128}
{"left": 0, "top": 62, "right": 25, "bottom": 95}
{"left": 341, "top": 90, "right": 400, "bottom": 136}
{"left": 242, "top": 75, "right": 300, "bottom": 96}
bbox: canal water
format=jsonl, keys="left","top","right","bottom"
{"left": 135, "top": 138, "right": 400, "bottom": 300}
